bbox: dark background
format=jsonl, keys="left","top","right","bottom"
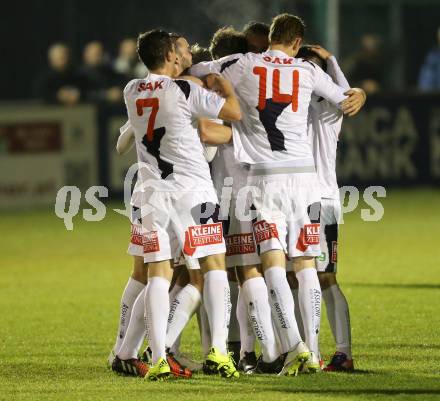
{"left": 1, "top": 0, "right": 439, "bottom": 100}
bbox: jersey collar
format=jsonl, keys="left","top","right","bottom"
{"left": 264, "top": 49, "right": 291, "bottom": 58}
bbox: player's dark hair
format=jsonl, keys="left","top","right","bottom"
{"left": 243, "top": 21, "right": 270, "bottom": 37}
{"left": 209, "top": 26, "right": 248, "bottom": 59}
{"left": 269, "top": 13, "right": 305, "bottom": 45}
{"left": 296, "top": 45, "right": 327, "bottom": 72}
{"left": 137, "top": 29, "right": 174, "bottom": 70}
{"left": 191, "top": 44, "right": 212, "bottom": 63}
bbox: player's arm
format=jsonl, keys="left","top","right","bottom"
{"left": 313, "top": 66, "right": 366, "bottom": 117}
{"left": 198, "top": 118, "right": 232, "bottom": 145}
{"left": 116, "top": 121, "right": 135, "bottom": 155}
{"left": 310, "top": 45, "right": 350, "bottom": 90}
{"left": 205, "top": 74, "right": 241, "bottom": 121}
{"left": 188, "top": 54, "right": 241, "bottom": 78}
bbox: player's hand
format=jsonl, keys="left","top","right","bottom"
{"left": 205, "top": 74, "right": 234, "bottom": 98}
{"left": 341, "top": 88, "right": 366, "bottom": 116}
{"left": 309, "top": 45, "right": 332, "bottom": 60}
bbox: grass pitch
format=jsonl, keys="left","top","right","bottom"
{"left": 0, "top": 189, "right": 439, "bottom": 401}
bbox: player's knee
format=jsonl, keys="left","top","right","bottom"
{"left": 287, "top": 271, "right": 298, "bottom": 289}
{"left": 236, "top": 265, "right": 262, "bottom": 285}
{"left": 261, "top": 250, "right": 286, "bottom": 271}
{"left": 188, "top": 269, "right": 204, "bottom": 292}
{"left": 148, "top": 260, "right": 174, "bottom": 281}
{"left": 318, "top": 272, "right": 337, "bottom": 289}
{"left": 175, "top": 266, "right": 189, "bottom": 287}
{"left": 131, "top": 256, "right": 148, "bottom": 284}
{"left": 292, "top": 256, "right": 316, "bottom": 273}
{"left": 199, "top": 253, "right": 226, "bottom": 272}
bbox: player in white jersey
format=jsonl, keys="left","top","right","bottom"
{"left": 110, "top": 34, "right": 198, "bottom": 379}
{"left": 297, "top": 45, "right": 361, "bottom": 372}
{"left": 123, "top": 29, "right": 241, "bottom": 380}
{"left": 190, "top": 13, "right": 366, "bottom": 376}
{"left": 205, "top": 27, "right": 261, "bottom": 369}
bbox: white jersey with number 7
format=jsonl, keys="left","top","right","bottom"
{"left": 123, "top": 73, "right": 226, "bottom": 192}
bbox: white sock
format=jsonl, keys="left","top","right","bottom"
{"left": 228, "top": 280, "right": 240, "bottom": 343}
{"left": 322, "top": 284, "right": 352, "bottom": 359}
{"left": 203, "top": 270, "right": 231, "bottom": 355}
{"left": 291, "top": 288, "right": 305, "bottom": 339}
{"left": 296, "top": 268, "right": 322, "bottom": 355}
{"left": 114, "top": 277, "right": 145, "bottom": 353}
{"left": 117, "top": 288, "right": 146, "bottom": 360}
{"left": 166, "top": 284, "right": 201, "bottom": 350}
{"left": 144, "top": 277, "right": 170, "bottom": 363}
{"left": 167, "top": 284, "right": 183, "bottom": 353}
{"left": 242, "top": 277, "right": 278, "bottom": 362}
{"left": 197, "top": 303, "right": 212, "bottom": 357}
{"left": 236, "top": 288, "right": 256, "bottom": 358}
{"left": 264, "top": 266, "right": 302, "bottom": 354}
{"left": 169, "top": 283, "right": 183, "bottom": 304}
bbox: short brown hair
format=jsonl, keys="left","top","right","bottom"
{"left": 209, "top": 26, "right": 248, "bottom": 59}
{"left": 137, "top": 29, "right": 174, "bottom": 70}
{"left": 191, "top": 44, "right": 211, "bottom": 63}
{"left": 269, "top": 14, "right": 305, "bottom": 45}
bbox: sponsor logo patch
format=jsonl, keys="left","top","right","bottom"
{"left": 226, "top": 233, "right": 256, "bottom": 256}
{"left": 130, "top": 224, "right": 143, "bottom": 246}
{"left": 318, "top": 252, "right": 326, "bottom": 262}
{"left": 304, "top": 223, "right": 320, "bottom": 245}
{"left": 331, "top": 241, "right": 337, "bottom": 263}
{"left": 143, "top": 231, "right": 160, "bottom": 253}
{"left": 253, "top": 220, "right": 279, "bottom": 244}
{"left": 188, "top": 223, "right": 223, "bottom": 247}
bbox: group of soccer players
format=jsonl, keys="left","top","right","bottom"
{"left": 108, "top": 13, "right": 366, "bottom": 381}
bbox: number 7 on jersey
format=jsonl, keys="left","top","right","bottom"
{"left": 136, "top": 98, "right": 159, "bottom": 142}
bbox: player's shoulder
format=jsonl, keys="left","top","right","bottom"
{"left": 123, "top": 74, "right": 173, "bottom": 97}
{"left": 172, "top": 77, "right": 204, "bottom": 101}
{"left": 294, "top": 57, "right": 321, "bottom": 71}
{"left": 216, "top": 53, "right": 247, "bottom": 72}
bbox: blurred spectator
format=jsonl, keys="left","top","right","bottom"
{"left": 79, "top": 41, "right": 124, "bottom": 103}
{"left": 418, "top": 27, "right": 440, "bottom": 91}
{"left": 343, "top": 34, "right": 385, "bottom": 94}
{"left": 33, "top": 43, "right": 83, "bottom": 105}
{"left": 113, "top": 38, "right": 148, "bottom": 79}
{"left": 243, "top": 21, "right": 269, "bottom": 53}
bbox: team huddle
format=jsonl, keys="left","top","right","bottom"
{"left": 108, "top": 13, "right": 366, "bottom": 381}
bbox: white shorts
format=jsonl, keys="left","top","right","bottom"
{"left": 224, "top": 197, "right": 260, "bottom": 268}
{"left": 247, "top": 166, "right": 322, "bottom": 259}
{"left": 140, "top": 190, "right": 226, "bottom": 267}
{"left": 316, "top": 198, "right": 340, "bottom": 273}
{"left": 127, "top": 205, "right": 145, "bottom": 257}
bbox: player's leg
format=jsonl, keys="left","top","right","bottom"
{"left": 227, "top": 267, "right": 241, "bottom": 364}
{"left": 166, "top": 264, "right": 188, "bottom": 356}
{"left": 286, "top": 271, "right": 305, "bottom": 340}
{"left": 200, "top": 253, "right": 239, "bottom": 378}
{"left": 109, "top": 255, "right": 147, "bottom": 366}
{"left": 112, "top": 284, "right": 149, "bottom": 377}
{"left": 144, "top": 259, "right": 174, "bottom": 380}
{"left": 260, "top": 249, "right": 309, "bottom": 376}
{"left": 317, "top": 199, "right": 353, "bottom": 371}
{"left": 165, "top": 266, "right": 202, "bottom": 378}
{"left": 292, "top": 256, "right": 322, "bottom": 372}
{"left": 235, "top": 275, "right": 257, "bottom": 373}
{"left": 236, "top": 264, "right": 281, "bottom": 373}
{"left": 320, "top": 272, "right": 353, "bottom": 371}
